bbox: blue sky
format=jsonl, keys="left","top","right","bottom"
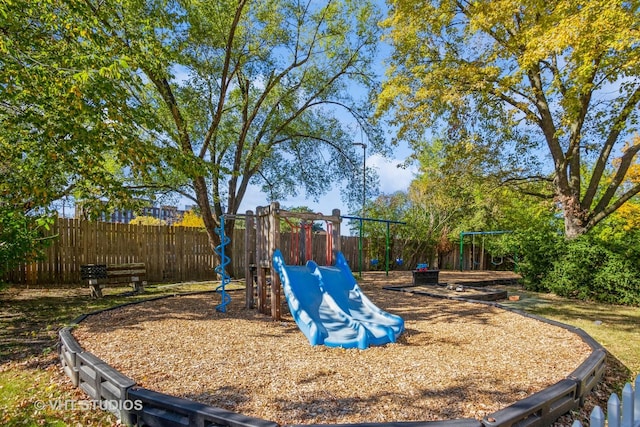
{"left": 237, "top": 150, "right": 418, "bottom": 217}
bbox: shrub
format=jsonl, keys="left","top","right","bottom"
{"left": 0, "top": 210, "right": 54, "bottom": 277}
{"left": 514, "top": 229, "right": 563, "bottom": 292}
{"left": 540, "top": 237, "right": 605, "bottom": 300}
{"left": 540, "top": 234, "right": 640, "bottom": 305}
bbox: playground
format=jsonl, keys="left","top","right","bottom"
{"left": 54, "top": 204, "right": 613, "bottom": 425}
{"left": 71, "top": 271, "right": 593, "bottom": 425}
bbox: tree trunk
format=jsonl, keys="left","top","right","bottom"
{"left": 223, "top": 218, "right": 237, "bottom": 278}
{"left": 190, "top": 176, "right": 226, "bottom": 279}
{"left": 562, "top": 196, "right": 588, "bottom": 240}
{"left": 203, "top": 224, "right": 222, "bottom": 276}
{"left": 564, "top": 213, "right": 587, "bottom": 240}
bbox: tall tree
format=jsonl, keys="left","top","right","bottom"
{"left": 404, "top": 136, "right": 510, "bottom": 265}
{"left": 379, "top": 0, "right": 640, "bottom": 239}
{"left": 80, "top": 0, "right": 385, "bottom": 263}
{"left": 0, "top": 0, "right": 156, "bottom": 271}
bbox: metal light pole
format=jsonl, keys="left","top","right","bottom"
{"left": 352, "top": 142, "right": 366, "bottom": 277}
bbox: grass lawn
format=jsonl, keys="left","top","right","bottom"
{"left": 0, "top": 282, "right": 220, "bottom": 426}
{"left": 0, "top": 281, "right": 638, "bottom": 426}
{"left": 501, "top": 288, "right": 640, "bottom": 375}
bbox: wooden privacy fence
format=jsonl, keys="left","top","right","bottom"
{"left": 6, "top": 219, "right": 217, "bottom": 285}
{"left": 6, "top": 218, "right": 441, "bottom": 286}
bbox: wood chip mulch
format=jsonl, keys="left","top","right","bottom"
{"left": 73, "top": 277, "right": 592, "bottom": 425}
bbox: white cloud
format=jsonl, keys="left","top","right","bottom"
{"left": 367, "top": 154, "right": 416, "bottom": 194}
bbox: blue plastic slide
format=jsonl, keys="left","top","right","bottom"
{"left": 272, "top": 249, "right": 404, "bottom": 349}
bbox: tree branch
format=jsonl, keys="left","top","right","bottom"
{"left": 587, "top": 181, "right": 640, "bottom": 230}
{"left": 567, "top": 55, "right": 602, "bottom": 205}
{"left": 590, "top": 140, "right": 640, "bottom": 218}
{"left": 582, "top": 86, "right": 640, "bottom": 210}
{"left": 199, "top": 0, "right": 248, "bottom": 159}
{"left": 526, "top": 64, "right": 566, "bottom": 189}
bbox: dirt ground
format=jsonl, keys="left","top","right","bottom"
{"left": 72, "top": 270, "right": 595, "bottom": 425}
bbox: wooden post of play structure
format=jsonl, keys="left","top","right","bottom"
{"left": 244, "top": 210, "right": 255, "bottom": 309}
{"left": 332, "top": 209, "right": 341, "bottom": 255}
{"left": 255, "top": 205, "right": 268, "bottom": 315}
{"left": 268, "top": 202, "right": 281, "bottom": 320}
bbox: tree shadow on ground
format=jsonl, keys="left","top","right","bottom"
{"left": 177, "top": 354, "right": 634, "bottom": 426}
{"left": 0, "top": 290, "right": 98, "bottom": 363}
{"left": 371, "top": 290, "right": 500, "bottom": 326}
{"left": 179, "top": 373, "right": 539, "bottom": 424}
{"left": 0, "top": 286, "right": 233, "bottom": 363}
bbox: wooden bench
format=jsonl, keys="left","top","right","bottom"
{"left": 80, "top": 263, "right": 147, "bottom": 298}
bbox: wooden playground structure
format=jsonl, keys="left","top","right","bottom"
{"left": 241, "top": 202, "right": 342, "bottom": 320}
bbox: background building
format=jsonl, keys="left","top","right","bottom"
{"left": 74, "top": 202, "right": 186, "bottom": 225}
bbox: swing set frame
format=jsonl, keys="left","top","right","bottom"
{"left": 342, "top": 215, "right": 406, "bottom": 277}
{"left": 458, "top": 230, "right": 514, "bottom": 272}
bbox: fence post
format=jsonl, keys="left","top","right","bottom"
{"left": 591, "top": 405, "right": 605, "bottom": 427}
{"left": 622, "top": 382, "right": 633, "bottom": 427}
{"left": 609, "top": 393, "right": 621, "bottom": 427}
{"left": 635, "top": 375, "right": 640, "bottom": 426}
